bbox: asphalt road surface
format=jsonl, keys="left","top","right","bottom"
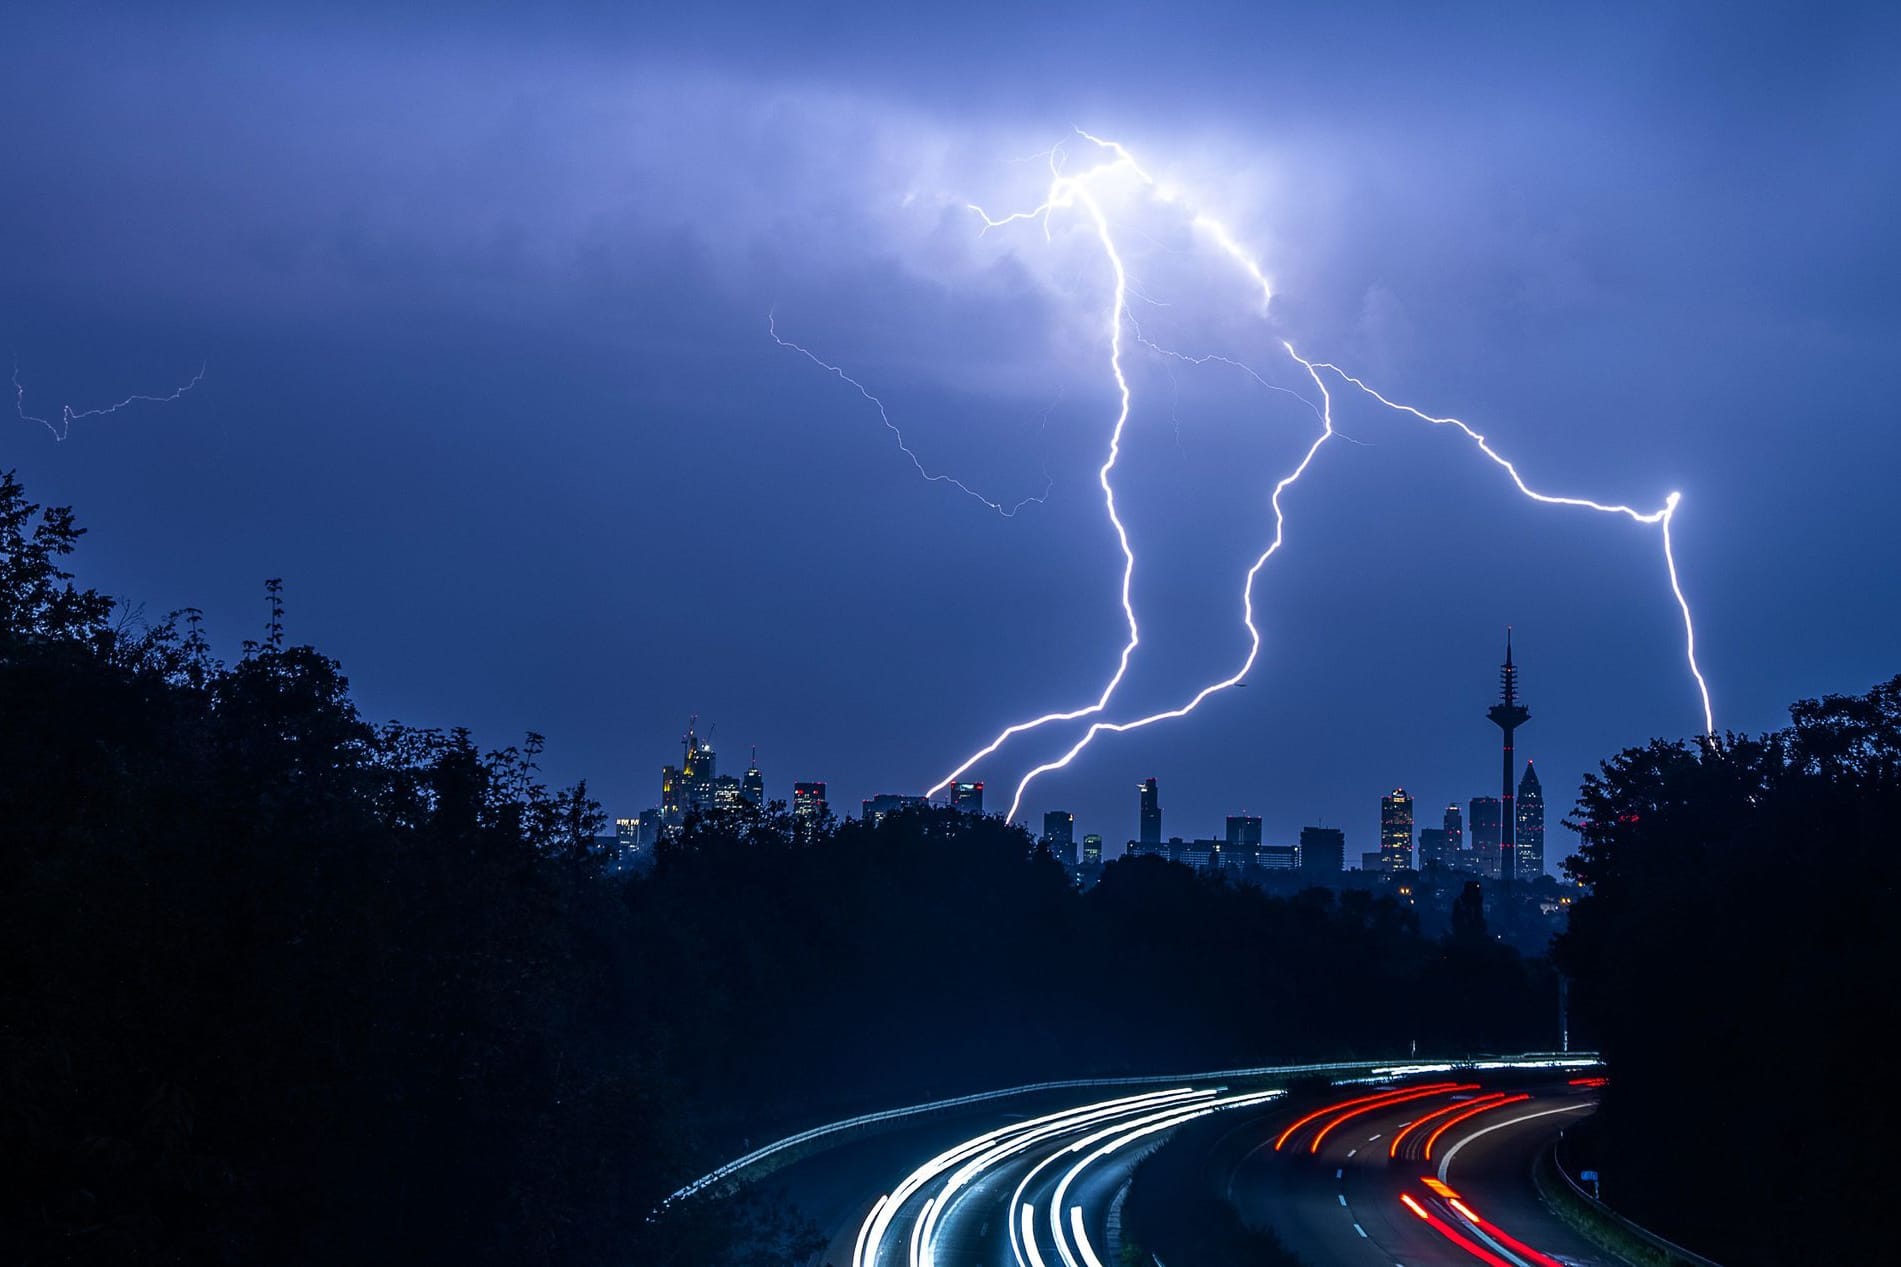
{"left": 1225, "top": 1076, "right": 1618, "bottom": 1266}
{"left": 739, "top": 1057, "right": 1605, "bottom": 1266}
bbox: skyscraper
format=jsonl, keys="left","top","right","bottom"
{"left": 636, "top": 808, "right": 663, "bottom": 847}
{"left": 1418, "top": 827, "right": 1452, "bottom": 871}
{"left": 1515, "top": 761, "right": 1546, "bottom": 881}
{"left": 1225, "top": 815, "right": 1262, "bottom": 867}
{"left": 1444, "top": 803, "right": 1463, "bottom": 854}
{"left": 1043, "top": 810, "right": 1076, "bottom": 865}
{"left": 1485, "top": 631, "right": 1531, "bottom": 885}
{"left": 711, "top": 774, "right": 745, "bottom": 810}
{"left": 1081, "top": 833, "right": 1103, "bottom": 867}
{"left": 949, "top": 781, "right": 985, "bottom": 815}
{"left": 1468, "top": 796, "right": 1502, "bottom": 878}
{"left": 792, "top": 781, "right": 828, "bottom": 839}
{"left": 1379, "top": 788, "right": 1415, "bottom": 872}
{"left": 660, "top": 763, "right": 683, "bottom": 820}
{"left": 1138, "top": 778, "right": 1161, "bottom": 847}
{"left": 661, "top": 717, "right": 718, "bottom": 825}
{"left": 1299, "top": 826, "right": 1344, "bottom": 879}
{"left": 741, "top": 747, "right": 765, "bottom": 809}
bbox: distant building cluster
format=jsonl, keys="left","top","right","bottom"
{"left": 607, "top": 635, "right": 1559, "bottom": 914}
{"left": 1041, "top": 634, "right": 1556, "bottom": 900}
{"left": 1113, "top": 779, "right": 1334, "bottom": 885}
{"left": 610, "top": 723, "right": 995, "bottom": 870}
{"left": 1355, "top": 634, "right": 1549, "bottom": 885}
{"left": 611, "top": 717, "right": 829, "bottom": 870}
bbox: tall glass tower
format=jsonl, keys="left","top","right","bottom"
{"left": 1379, "top": 788, "right": 1415, "bottom": 871}
{"left": 1515, "top": 762, "right": 1545, "bottom": 881}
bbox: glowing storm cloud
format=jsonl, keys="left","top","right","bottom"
{"left": 784, "top": 131, "right": 1715, "bottom": 822}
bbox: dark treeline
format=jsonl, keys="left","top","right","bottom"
{"left": 3, "top": 471, "right": 1555, "bottom": 1265}
{"left": 1556, "top": 676, "right": 1900, "bottom": 1265}
{"left": 648, "top": 807, "right": 1555, "bottom": 1138}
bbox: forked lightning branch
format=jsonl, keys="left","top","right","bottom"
{"left": 778, "top": 132, "right": 1715, "bottom": 821}
{"left": 778, "top": 132, "right": 1715, "bottom": 822}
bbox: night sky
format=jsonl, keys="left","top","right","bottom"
{"left": 8, "top": 3, "right": 1898, "bottom": 867}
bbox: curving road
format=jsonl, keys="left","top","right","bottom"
{"left": 711, "top": 1056, "right": 1603, "bottom": 1266}
{"left": 1225, "top": 1075, "right": 1616, "bottom": 1265}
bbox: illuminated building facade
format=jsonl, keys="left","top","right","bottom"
{"left": 660, "top": 718, "right": 719, "bottom": 827}
{"left": 1379, "top": 787, "right": 1415, "bottom": 872}
{"left": 1444, "top": 803, "right": 1463, "bottom": 854}
{"left": 1081, "top": 833, "right": 1103, "bottom": 866}
{"left": 1515, "top": 761, "right": 1545, "bottom": 881}
{"left": 1258, "top": 844, "right": 1298, "bottom": 870}
{"left": 792, "top": 781, "right": 828, "bottom": 831}
{"left": 710, "top": 775, "right": 745, "bottom": 810}
{"left": 949, "top": 781, "right": 985, "bottom": 815}
{"left": 742, "top": 749, "right": 765, "bottom": 809}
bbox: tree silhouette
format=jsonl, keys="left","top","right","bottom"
{"left": 1556, "top": 677, "right": 1901, "bottom": 1265}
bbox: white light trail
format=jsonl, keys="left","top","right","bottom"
{"left": 912, "top": 1086, "right": 1215, "bottom": 1265}
{"left": 12, "top": 357, "right": 206, "bottom": 441}
{"left": 1045, "top": 1088, "right": 1287, "bottom": 1267}
{"left": 1068, "top": 1207, "right": 1108, "bottom": 1267}
{"left": 769, "top": 312, "right": 1050, "bottom": 516}
{"left": 852, "top": 1085, "right": 1207, "bottom": 1267}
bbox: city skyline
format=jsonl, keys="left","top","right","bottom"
{"left": 619, "top": 635, "right": 1568, "bottom": 875}
{"left": 626, "top": 742, "right": 1561, "bottom": 877}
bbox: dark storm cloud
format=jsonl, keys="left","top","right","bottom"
{"left": 4, "top": 2, "right": 1898, "bottom": 856}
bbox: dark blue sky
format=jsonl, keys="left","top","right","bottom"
{"left": 7, "top": 3, "right": 1898, "bottom": 866}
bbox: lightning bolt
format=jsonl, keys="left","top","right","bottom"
{"left": 13, "top": 357, "right": 206, "bottom": 441}
{"left": 769, "top": 311, "right": 1051, "bottom": 517}
{"left": 786, "top": 130, "right": 1716, "bottom": 821}
{"left": 931, "top": 131, "right": 1346, "bottom": 815}
{"left": 923, "top": 138, "right": 1147, "bottom": 798}
{"left": 1306, "top": 362, "right": 1714, "bottom": 737}
{"left": 1000, "top": 342, "right": 1337, "bottom": 821}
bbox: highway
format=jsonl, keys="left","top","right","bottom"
{"left": 683, "top": 1056, "right": 1604, "bottom": 1266}
{"left": 1224, "top": 1074, "right": 1614, "bottom": 1266}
